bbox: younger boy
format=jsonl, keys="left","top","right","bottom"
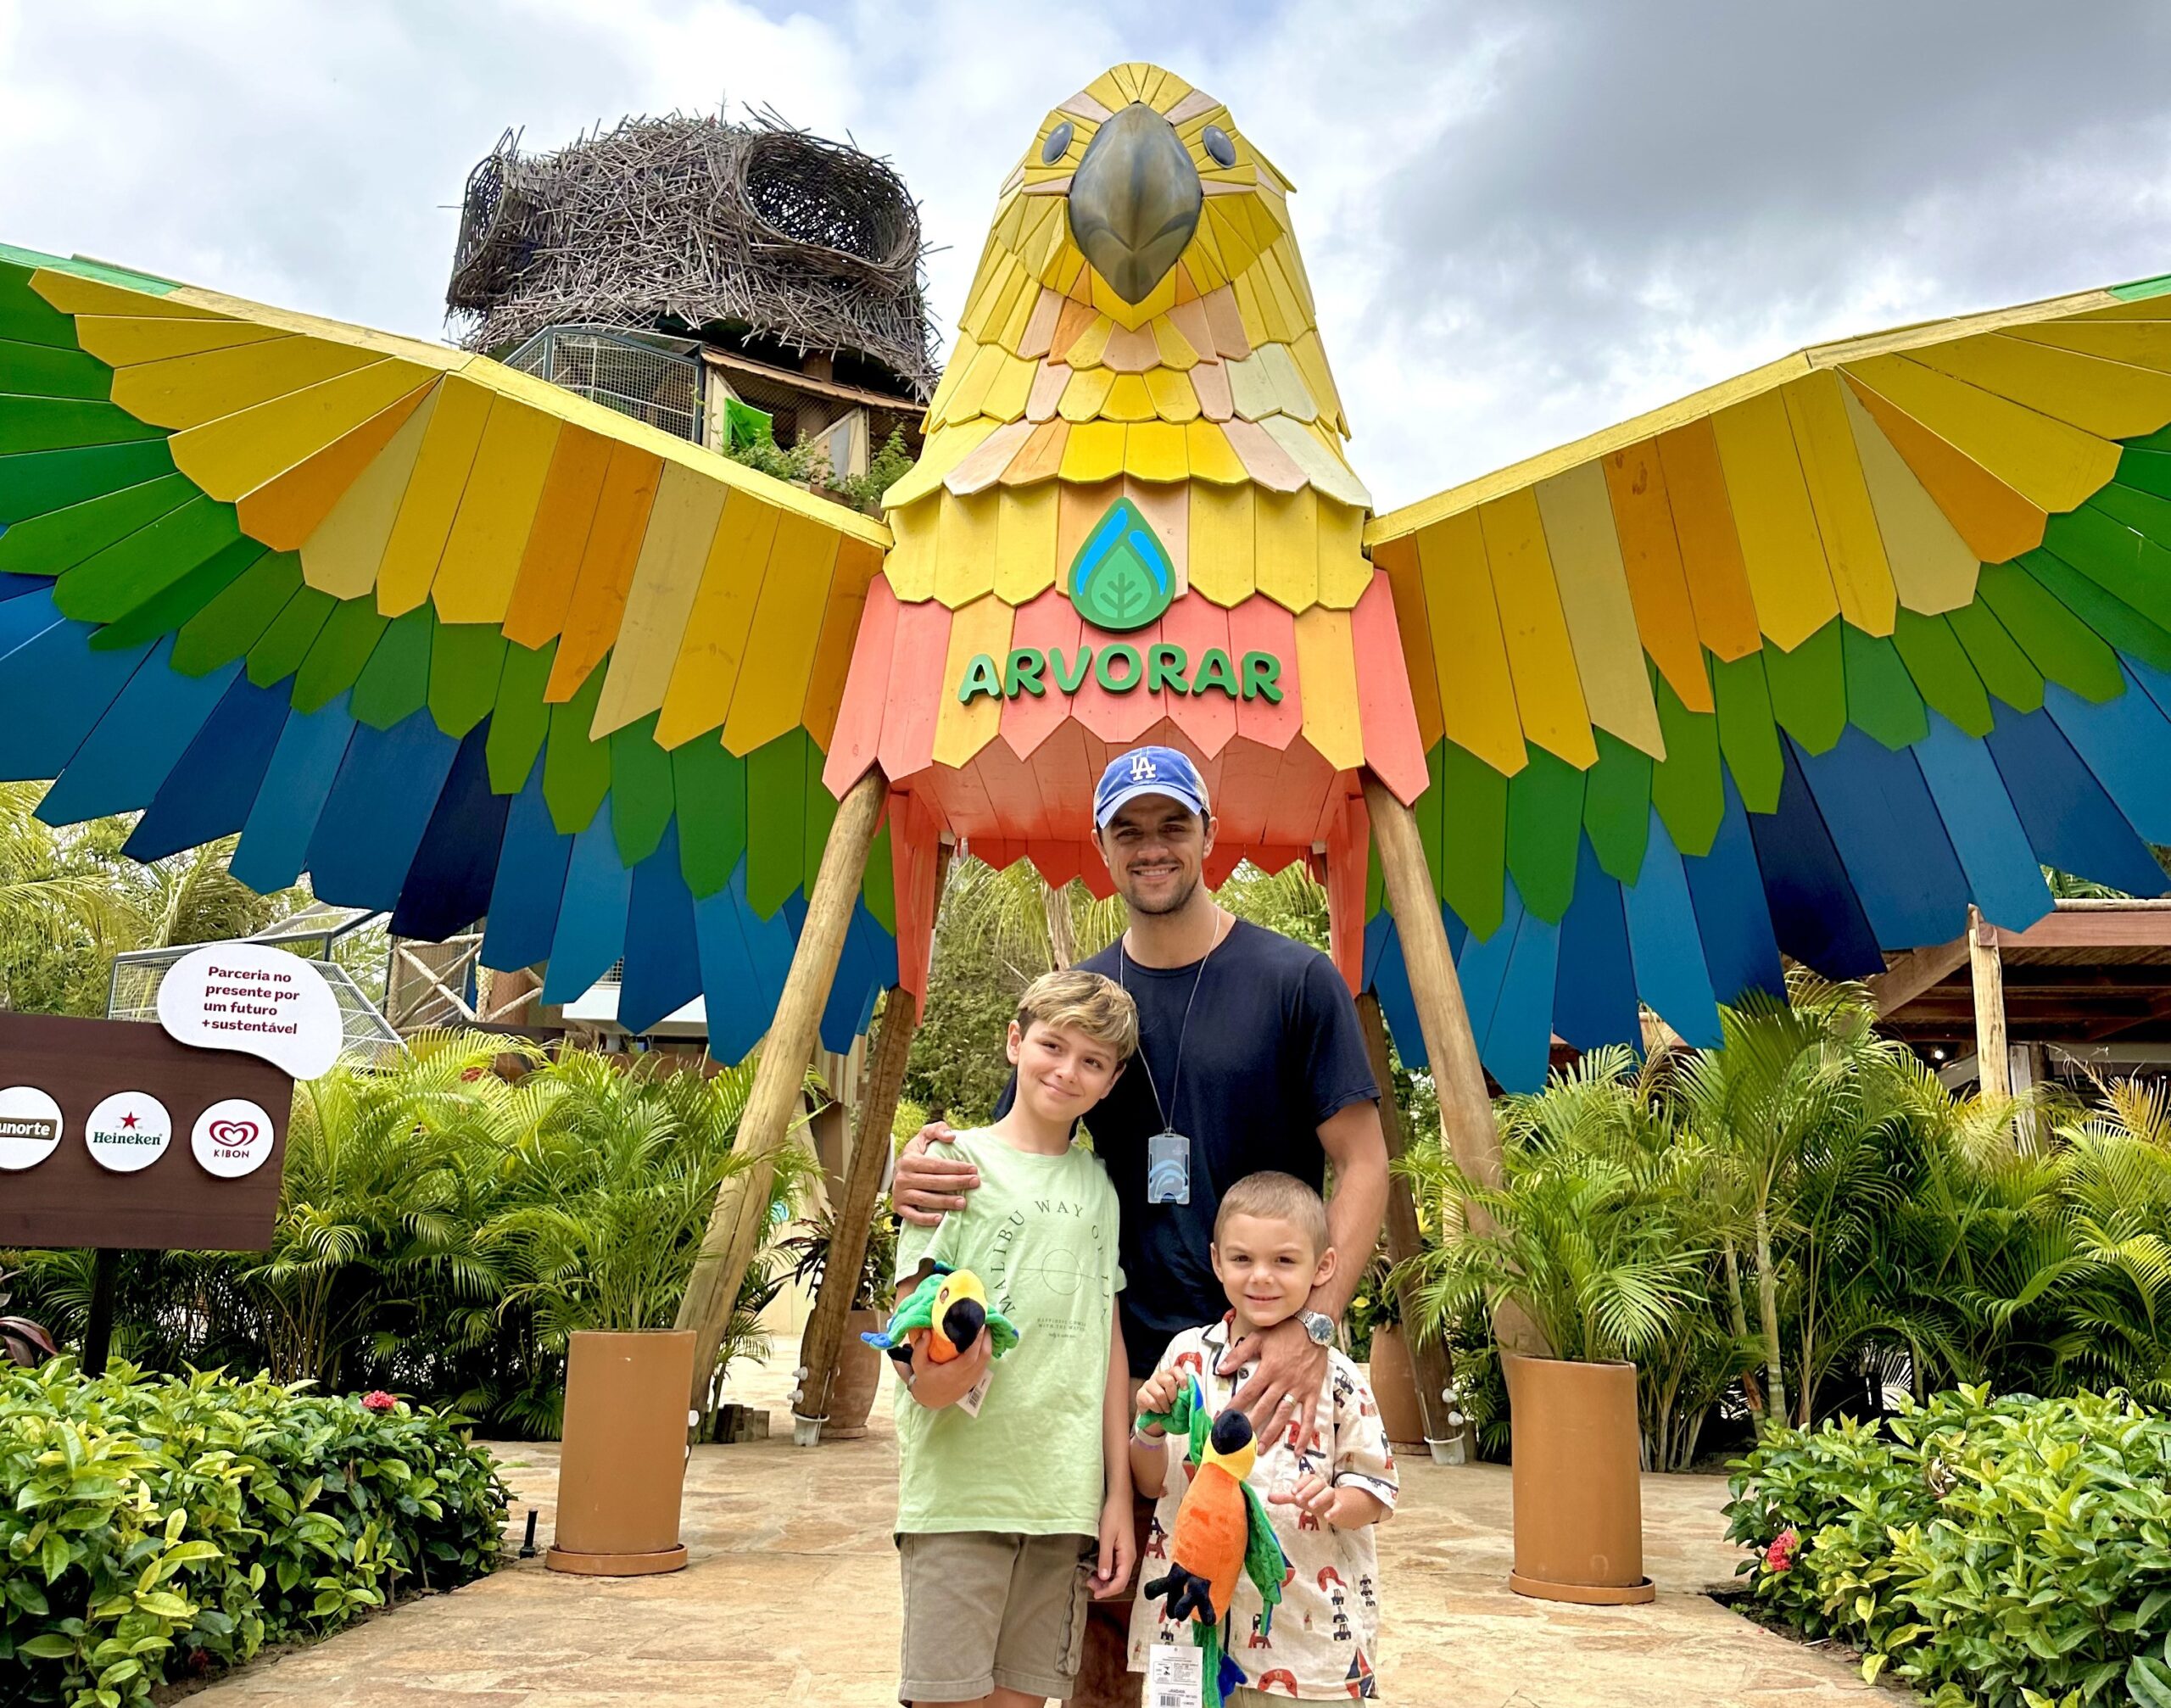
{"left": 891, "top": 968, "right": 1141, "bottom": 1706}
{"left": 1127, "top": 1172, "right": 1398, "bottom": 1702}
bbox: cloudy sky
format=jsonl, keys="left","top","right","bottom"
{"left": 3, "top": 1, "right": 2168, "bottom": 510}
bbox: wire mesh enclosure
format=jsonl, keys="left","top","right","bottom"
{"left": 446, "top": 109, "right": 936, "bottom": 395}
{"left": 503, "top": 323, "right": 705, "bottom": 443}
{"left": 106, "top": 907, "right": 405, "bottom": 1069}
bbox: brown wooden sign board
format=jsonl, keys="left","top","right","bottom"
{"left": 0, "top": 1013, "right": 292, "bottom": 1252}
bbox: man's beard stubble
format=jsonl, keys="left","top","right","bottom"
{"left": 1124, "top": 869, "right": 1202, "bottom": 918}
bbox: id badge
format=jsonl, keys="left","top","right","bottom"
{"left": 1147, "top": 1642, "right": 1203, "bottom": 1708}
{"left": 1146, "top": 1130, "right": 1191, "bottom": 1205}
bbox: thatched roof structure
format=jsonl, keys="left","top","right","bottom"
{"left": 446, "top": 110, "right": 936, "bottom": 396}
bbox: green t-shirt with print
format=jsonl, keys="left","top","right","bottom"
{"left": 892, "top": 1128, "right": 1124, "bottom": 1537}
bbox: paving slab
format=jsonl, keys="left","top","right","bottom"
{"left": 182, "top": 1362, "right": 1876, "bottom": 1707}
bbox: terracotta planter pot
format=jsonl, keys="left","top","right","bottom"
{"left": 1365, "top": 1324, "right": 1429, "bottom": 1449}
{"left": 805, "top": 1308, "right": 886, "bottom": 1440}
{"left": 547, "top": 1329, "right": 695, "bottom": 1577}
{"left": 1503, "top": 1352, "right": 1654, "bottom": 1605}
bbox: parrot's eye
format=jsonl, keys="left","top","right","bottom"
{"left": 1041, "top": 121, "right": 1074, "bottom": 165}
{"left": 1202, "top": 125, "right": 1236, "bottom": 168}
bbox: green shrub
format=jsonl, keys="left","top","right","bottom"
{"left": 1, "top": 1359, "right": 506, "bottom": 1707}
{"left": 1726, "top": 1385, "right": 2171, "bottom": 1706}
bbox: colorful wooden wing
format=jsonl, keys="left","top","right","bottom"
{"left": 0, "top": 244, "right": 903, "bottom": 1059}
{"left": 1366, "top": 274, "right": 2171, "bottom": 1090}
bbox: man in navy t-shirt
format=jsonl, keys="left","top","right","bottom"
{"left": 895, "top": 746, "right": 1391, "bottom": 1707}
{"left": 893, "top": 745, "right": 1390, "bottom": 1436}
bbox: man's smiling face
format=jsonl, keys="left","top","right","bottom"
{"left": 1097, "top": 794, "right": 1216, "bottom": 917}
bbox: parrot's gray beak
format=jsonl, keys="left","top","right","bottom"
{"left": 1066, "top": 103, "right": 1201, "bottom": 304}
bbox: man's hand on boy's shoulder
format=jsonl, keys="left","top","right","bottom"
{"left": 1221, "top": 1316, "right": 1331, "bottom": 1455}
{"left": 894, "top": 1122, "right": 981, "bottom": 1227}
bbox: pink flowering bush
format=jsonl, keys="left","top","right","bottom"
{"left": 1725, "top": 1386, "right": 2171, "bottom": 1701}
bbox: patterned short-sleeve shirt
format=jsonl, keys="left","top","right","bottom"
{"left": 1127, "top": 1314, "right": 1398, "bottom": 1700}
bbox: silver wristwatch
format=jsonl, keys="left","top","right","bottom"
{"left": 1298, "top": 1309, "right": 1336, "bottom": 1347}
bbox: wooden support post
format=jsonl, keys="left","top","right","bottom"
{"left": 1356, "top": 992, "right": 1459, "bottom": 1447}
{"left": 1360, "top": 774, "right": 1502, "bottom": 1191}
{"left": 1968, "top": 906, "right": 2011, "bottom": 1102}
{"left": 1360, "top": 773, "right": 1547, "bottom": 1356}
{"left": 675, "top": 767, "right": 889, "bottom": 1409}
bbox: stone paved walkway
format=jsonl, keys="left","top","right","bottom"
{"left": 188, "top": 1364, "right": 1878, "bottom": 1708}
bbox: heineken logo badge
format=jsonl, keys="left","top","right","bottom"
{"left": 1069, "top": 497, "right": 1174, "bottom": 632}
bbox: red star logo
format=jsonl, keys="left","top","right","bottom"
{"left": 120, "top": 1111, "right": 138, "bottom": 1130}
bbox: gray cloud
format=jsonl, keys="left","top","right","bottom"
{"left": 3, "top": 0, "right": 2165, "bottom": 511}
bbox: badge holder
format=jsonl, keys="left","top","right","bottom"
{"left": 1146, "top": 1130, "right": 1191, "bottom": 1205}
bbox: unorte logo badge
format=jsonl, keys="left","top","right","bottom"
{"left": 191, "top": 1097, "right": 276, "bottom": 1180}
{"left": 84, "top": 1092, "right": 172, "bottom": 1174}
{"left": 0, "top": 1085, "right": 63, "bottom": 1171}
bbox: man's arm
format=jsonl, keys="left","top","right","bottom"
{"left": 891, "top": 1123, "right": 981, "bottom": 1227}
{"left": 1223, "top": 1098, "right": 1390, "bottom": 1448}
{"left": 1310, "top": 1098, "right": 1391, "bottom": 1320}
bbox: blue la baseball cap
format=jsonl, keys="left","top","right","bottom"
{"left": 1094, "top": 745, "right": 1210, "bottom": 827}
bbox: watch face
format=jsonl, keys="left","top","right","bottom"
{"left": 1304, "top": 1311, "right": 1335, "bottom": 1344}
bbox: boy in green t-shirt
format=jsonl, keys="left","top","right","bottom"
{"left": 890, "top": 968, "right": 1138, "bottom": 1706}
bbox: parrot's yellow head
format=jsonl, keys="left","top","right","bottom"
{"left": 1200, "top": 1405, "right": 1259, "bottom": 1482}
{"left": 985, "top": 61, "right": 1306, "bottom": 334}
{"left": 929, "top": 1268, "right": 991, "bottom": 1359}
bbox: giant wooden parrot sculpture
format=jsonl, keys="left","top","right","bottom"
{"left": 7, "top": 57, "right": 2171, "bottom": 1111}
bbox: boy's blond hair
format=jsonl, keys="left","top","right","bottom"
{"left": 1015, "top": 967, "right": 1139, "bottom": 1062}
{"left": 1214, "top": 1170, "right": 1331, "bottom": 1257}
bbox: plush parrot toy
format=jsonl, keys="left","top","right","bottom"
{"left": 3, "top": 59, "right": 2171, "bottom": 1099}
{"left": 862, "top": 1264, "right": 1019, "bottom": 1368}
{"left": 1137, "top": 1373, "right": 1286, "bottom": 1707}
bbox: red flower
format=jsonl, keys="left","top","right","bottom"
{"left": 1764, "top": 1527, "right": 1801, "bottom": 1573}
{"left": 361, "top": 1390, "right": 399, "bottom": 1414}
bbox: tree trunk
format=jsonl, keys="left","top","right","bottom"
{"left": 673, "top": 768, "right": 888, "bottom": 1409}
{"left": 1722, "top": 1232, "right": 1761, "bottom": 1419}
{"left": 1041, "top": 879, "right": 1078, "bottom": 971}
{"left": 1753, "top": 1204, "right": 1788, "bottom": 1429}
{"left": 793, "top": 838, "right": 946, "bottom": 1437}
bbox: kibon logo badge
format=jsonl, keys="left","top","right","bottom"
{"left": 192, "top": 1097, "right": 276, "bottom": 1180}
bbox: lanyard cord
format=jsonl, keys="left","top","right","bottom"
{"left": 1118, "top": 912, "right": 1231, "bottom": 1136}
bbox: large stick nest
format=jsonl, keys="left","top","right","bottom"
{"left": 446, "top": 109, "right": 936, "bottom": 396}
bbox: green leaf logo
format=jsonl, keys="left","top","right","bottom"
{"left": 1068, "top": 497, "right": 1175, "bottom": 633}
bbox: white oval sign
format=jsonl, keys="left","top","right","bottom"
{"left": 191, "top": 1097, "right": 276, "bottom": 1179}
{"left": 84, "top": 1091, "right": 172, "bottom": 1174}
{"left": 156, "top": 943, "right": 341, "bottom": 1080}
{"left": 0, "top": 1085, "right": 63, "bottom": 1171}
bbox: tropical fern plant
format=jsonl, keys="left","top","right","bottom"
{"left": 1395, "top": 1047, "right": 1711, "bottom": 1368}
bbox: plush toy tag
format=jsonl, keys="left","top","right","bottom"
{"left": 1147, "top": 1641, "right": 1203, "bottom": 1708}
{"left": 954, "top": 1363, "right": 994, "bottom": 1418}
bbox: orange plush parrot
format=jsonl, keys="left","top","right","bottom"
{"left": 1139, "top": 1374, "right": 1286, "bottom": 1705}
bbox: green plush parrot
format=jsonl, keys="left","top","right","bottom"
{"left": 862, "top": 1263, "right": 1019, "bottom": 1368}
{"left": 1137, "top": 1373, "right": 1287, "bottom": 1708}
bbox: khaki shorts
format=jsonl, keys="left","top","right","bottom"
{"left": 898, "top": 1530, "right": 1095, "bottom": 1702}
